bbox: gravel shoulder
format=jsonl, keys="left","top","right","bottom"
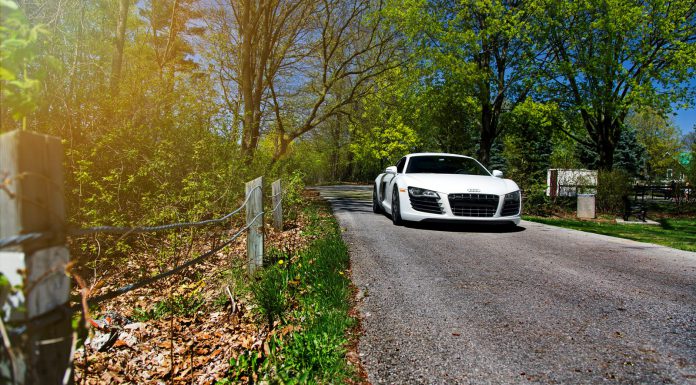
{"left": 315, "top": 185, "right": 696, "bottom": 385}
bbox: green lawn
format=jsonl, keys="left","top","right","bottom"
{"left": 524, "top": 216, "right": 696, "bottom": 252}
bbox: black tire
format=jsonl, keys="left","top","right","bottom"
{"left": 391, "top": 188, "right": 403, "bottom": 226}
{"left": 372, "top": 186, "right": 382, "bottom": 213}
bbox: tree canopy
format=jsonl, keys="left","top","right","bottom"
{"left": 0, "top": 0, "right": 694, "bottom": 216}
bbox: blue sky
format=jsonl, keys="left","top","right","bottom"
{"left": 672, "top": 108, "right": 695, "bottom": 136}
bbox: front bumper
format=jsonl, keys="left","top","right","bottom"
{"left": 398, "top": 190, "right": 521, "bottom": 225}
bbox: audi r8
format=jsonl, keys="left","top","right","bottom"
{"left": 373, "top": 153, "right": 521, "bottom": 226}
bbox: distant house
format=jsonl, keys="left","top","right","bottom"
{"left": 547, "top": 169, "right": 598, "bottom": 197}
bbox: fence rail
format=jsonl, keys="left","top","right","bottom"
{"left": 0, "top": 128, "right": 286, "bottom": 385}
{"left": 78, "top": 210, "right": 264, "bottom": 309}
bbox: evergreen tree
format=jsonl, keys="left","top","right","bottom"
{"left": 613, "top": 128, "right": 647, "bottom": 177}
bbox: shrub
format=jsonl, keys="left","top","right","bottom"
{"left": 596, "top": 169, "right": 632, "bottom": 214}
{"left": 283, "top": 170, "right": 306, "bottom": 222}
{"left": 522, "top": 183, "right": 552, "bottom": 216}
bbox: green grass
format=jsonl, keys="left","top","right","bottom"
{"left": 524, "top": 216, "right": 696, "bottom": 252}
{"left": 220, "top": 198, "right": 357, "bottom": 384}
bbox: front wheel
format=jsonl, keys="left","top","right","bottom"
{"left": 372, "top": 186, "right": 382, "bottom": 213}
{"left": 391, "top": 189, "right": 403, "bottom": 226}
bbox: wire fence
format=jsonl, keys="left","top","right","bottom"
{"left": 68, "top": 185, "right": 262, "bottom": 237}
{"left": 75, "top": 210, "right": 264, "bottom": 310}
{"left": 1, "top": 179, "right": 283, "bottom": 310}
{"left": 0, "top": 232, "right": 52, "bottom": 249}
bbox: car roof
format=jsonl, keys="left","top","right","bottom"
{"left": 406, "top": 152, "right": 474, "bottom": 159}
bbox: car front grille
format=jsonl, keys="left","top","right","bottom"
{"left": 448, "top": 193, "right": 499, "bottom": 217}
{"left": 409, "top": 196, "right": 443, "bottom": 214}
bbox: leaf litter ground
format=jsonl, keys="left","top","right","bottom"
{"left": 71, "top": 199, "right": 319, "bottom": 384}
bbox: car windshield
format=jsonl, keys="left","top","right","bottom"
{"left": 405, "top": 156, "right": 490, "bottom": 175}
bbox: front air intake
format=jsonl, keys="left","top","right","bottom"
{"left": 409, "top": 195, "right": 443, "bottom": 214}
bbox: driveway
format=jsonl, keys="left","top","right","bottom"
{"left": 315, "top": 185, "right": 696, "bottom": 385}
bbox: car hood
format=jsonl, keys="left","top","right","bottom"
{"left": 403, "top": 173, "right": 518, "bottom": 195}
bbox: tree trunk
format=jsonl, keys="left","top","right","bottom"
{"left": 476, "top": 39, "right": 496, "bottom": 167}
{"left": 239, "top": 0, "right": 254, "bottom": 160}
{"left": 110, "top": 0, "right": 130, "bottom": 97}
{"left": 586, "top": 114, "right": 622, "bottom": 171}
{"left": 479, "top": 118, "right": 494, "bottom": 167}
{"left": 594, "top": 122, "right": 620, "bottom": 171}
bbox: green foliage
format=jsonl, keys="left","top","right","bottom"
{"left": 251, "top": 265, "right": 290, "bottom": 328}
{"left": 411, "top": 76, "right": 480, "bottom": 156}
{"left": 595, "top": 170, "right": 633, "bottom": 214}
{"left": 0, "top": 273, "right": 12, "bottom": 319}
{"left": 383, "top": 0, "right": 543, "bottom": 165}
{"left": 627, "top": 109, "right": 683, "bottom": 180}
{"left": 273, "top": 328, "right": 348, "bottom": 383}
{"left": 282, "top": 171, "right": 306, "bottom": 222}
{"left": 500, "top": 100, "right": 557, "bottom": 190}
{"left": 226, "top": 350, "right": 267, "bottom": 384}
{"left": 613, "top": 127, "right": 647, "bottom": 177}
{"left": 539, "top": 0, "right": 696, "bottom": 169}
{"left": 0, "top": 0, "right": 54, "bottom": 123}
{"left": 132, "top": 293, "right": 205, "bottom": 321}
{"left": 349, "top": 76, "right": 421, "bottom": 178}
{"left": 522, "top": 183, "right": 553, "bottom": 216}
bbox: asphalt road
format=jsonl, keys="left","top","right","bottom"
{"left": 314, "top": 185, "right": 696, "bottom": 385}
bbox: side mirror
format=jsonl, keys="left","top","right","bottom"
{"left": 492, "top": 170, "right": 503, "bottom": 178}
{"left": 385, "top": 166, "right": 397, "bottom": 174}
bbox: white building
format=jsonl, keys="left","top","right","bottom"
{"left": 547, "top": 169, "right": 598, "bottom": 197}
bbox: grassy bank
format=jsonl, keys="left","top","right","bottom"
{"left": 219, "top": 194, "right": 358, "bottom": 384}
{"left": 524, "top": 216, "right": 696, "bottom": 252}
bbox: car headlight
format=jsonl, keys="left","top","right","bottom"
{"left": 505, "top": 190, "right": 520, "bottom": 201}
{"left": 408, "top": 187, "right": 439, "bottom": 198}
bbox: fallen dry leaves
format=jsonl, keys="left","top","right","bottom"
{"left": 71, "top": 207, "right": 314, "bottom": 384}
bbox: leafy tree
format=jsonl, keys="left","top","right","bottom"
{"left": 540, "top": 0, "right": 696, "bottom": 170}
{"left": 627, "top": 109, "right": 682, "bottom": 180}
{"left": 384, "top": 0, "right": 541, "bottom": 166}
{"left": 349, "top": 91, "right": 420, "bottom": 179}
{"left": 684, "top": 126, "right": 696, "bottom": 149}
{"left": 499, "top": 99, "right": 556, "bottom": 190}
{"left": 413, "top": 75, "right": 480, "bottom": 155}
{"left": 205, "top": 0, "right": 398, "bottom": 162}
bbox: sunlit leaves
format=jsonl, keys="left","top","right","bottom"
{"left": 0, "top": 0, "right": 51, "bottom": 122}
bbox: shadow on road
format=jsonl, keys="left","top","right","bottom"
{"left": 311, "top": 185, "right": 373, "bottom": 214}
{"left": 403, "top": 221, "right": 526, "bottom": 233}
{"left": 324, "top": 198, "right": 373, "bottom": 214}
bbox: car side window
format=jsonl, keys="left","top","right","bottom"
{"left": 396, "top": 157, "right": 406, "bottom": 173}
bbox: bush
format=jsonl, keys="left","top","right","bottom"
{"left": 282, "top": 170, "right": 306, "bottom": 222}
{"left": 522, "top": 183, "right": 552, "bottom": 216}
{"left": 596, "top": 169, "right": 632, "bottom": 214}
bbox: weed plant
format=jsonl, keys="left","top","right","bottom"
{"left": 132, "top": 293, "right": 205, "bottom": 321}
{"left": 251, "top": 266, "right": 290, "bottom": 328}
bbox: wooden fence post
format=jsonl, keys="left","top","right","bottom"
{"left": 245, "top": 177, "right": 264, "bottom": 273}
{"left": 0, "top": 130, "right": 72, "bottom": 385}
{"left": 271, "top": 179, "right": 282, "bottom": 231}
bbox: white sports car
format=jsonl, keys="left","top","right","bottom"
{"left": 373, "top": 153, "right": 521, "bottom": 226}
